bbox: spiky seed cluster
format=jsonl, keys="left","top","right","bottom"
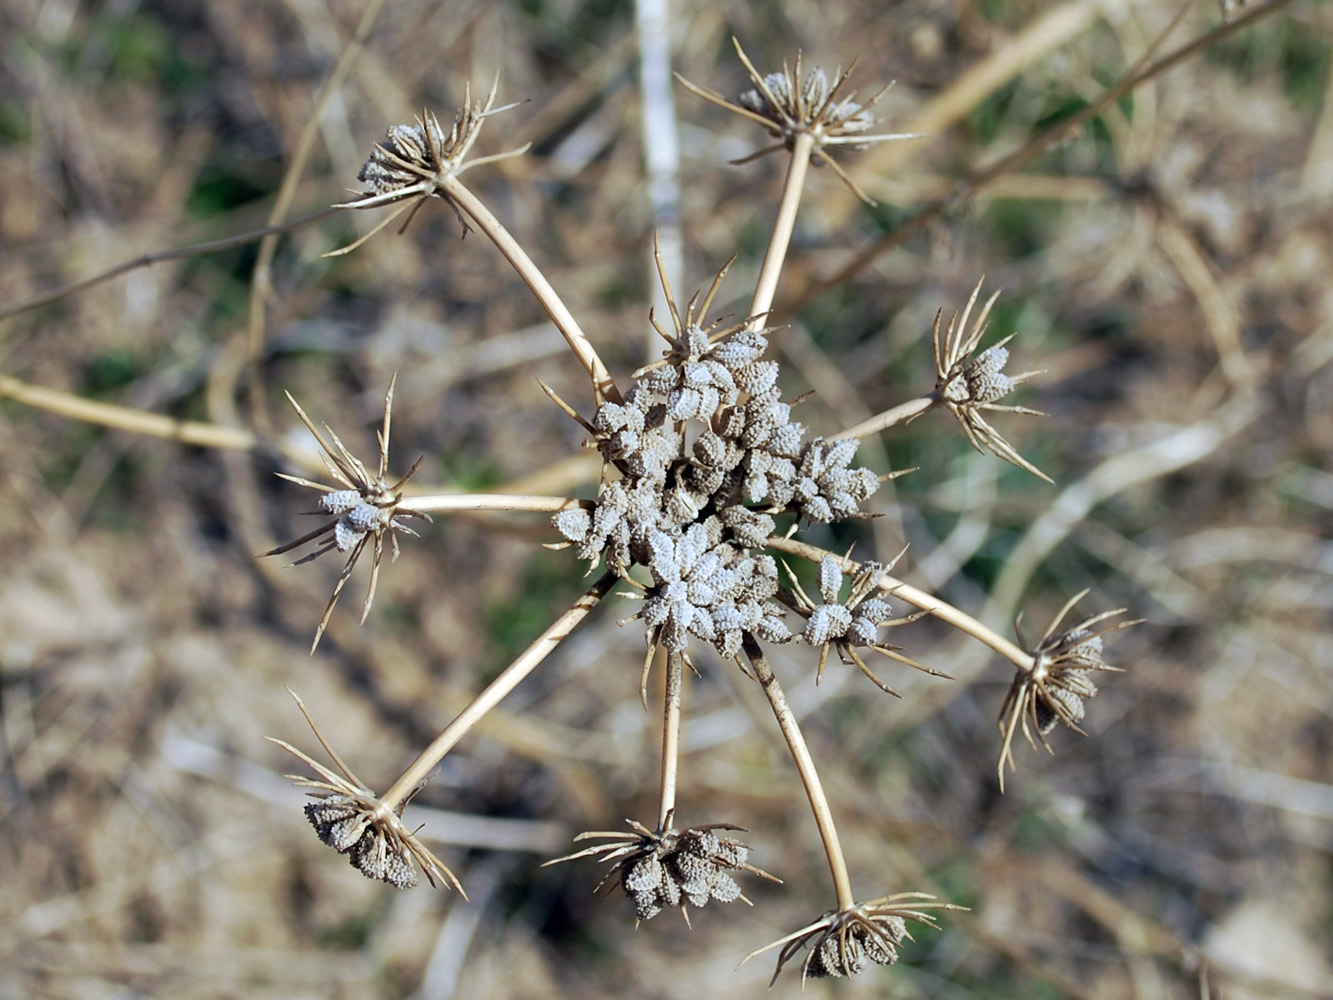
{"left": 932, "top": 279, "right": 1048, "bottom": 482}
{"left": 551, "top": 265, "right": 895, "bottom": 670}
{"left": 264, "top": 381, "right": 427, "bottom": 651}
{"left": 785, "top": 555, "right": 940, "bottom": 694}
{"left": 304, "top": 796, "right": 420, "bottom": 889}
{"left": 997, "top": 590, "right": 1142, "bottom": 787}
{"left": 737, "top": 65, "right": 878, "bottom": 148}
{"left": 747, "top": 894, "right": 953, "bottom": 985}
{"left": 548, "top": 820, "right": 776, "bottom": 922}
{"left": 677, "top": 40, "right": 921, "bottom": 203}
{"left": 340, "top": 80, "right": 514, "bottom": 211}
{"left": 269, "top": 696, "right": 463, "bottom": 893}
{"left": 355, "top": 110, "right": 455, "bottom": 199}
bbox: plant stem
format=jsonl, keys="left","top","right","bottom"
{"left": 438, "top": 175, "right": 620, "bottom": 404}
{"left": 747, "top": 131, "right": 814, "bottom": 331}
{"left": 380, "top": 570, "right": 617, "bottom": 810}
{"left": 0, "top": 373, "right": 259, "bottom": 451}
{"left": 657, "top": 651, "right": 683, "bottom": 830}
{"left": 835, "top": 395, "right": 936, "bottom": 440}
{"left": 743, "top": 634, "right": 854, "bottom": 911}
{"left": 764, "top": 535, "right": 1033, "bottom": 671}
{"left": 399, "top": 494, "right": 584, "bottom": 515}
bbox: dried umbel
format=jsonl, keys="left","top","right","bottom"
{"left": 269, "top": 693, "right": 463, "bottom": 893}
{"left": 546, "top": 818, "right": 777, "bottom": 923}
{"left": 997, "top": 590, "right": 1143, "bottom": 789}
{"left": 678, "top": 39, "right": 921, "bottom": 203}
{"left": 327, "top": 79, "right": 526, "bottom": 256}
{"left": 932, "top": 278, "right": 1049, "bottom": 482}
{"left": 254, "top": 38, "right": 1144, "bottom": 987}
{"left": 550, "top": 252, "right": 922, "bottom": 690}
{"left": 783, "top": 553, "right": 942, "bottom": 695}
{"left": 263, "top": 379, "right": 427, "bottom": 652}
{"left": 744, "top": 894, "right": 959, "bottom": 985}
{"left": 340, "top": 79, "right": 520, "bottom": 210}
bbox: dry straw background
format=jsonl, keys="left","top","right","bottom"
{"left": 1, "top": 0, "right": 1331, "bottom": 997}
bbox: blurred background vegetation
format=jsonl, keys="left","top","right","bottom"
{"left": 0, "top": 0, "right": 1330, "bottom": 997}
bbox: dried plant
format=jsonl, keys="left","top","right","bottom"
{"left": 997, "top": 591, "right": 1144, "bottom": 791}
{"left": 0, "top": 24, "right": 1181, "bottom": 987}
{"left": 248, "top": 43, "right": 1141, "bottom": 982}
{"left": 932, "top": 278, "right": 1049, "bottom": 482}
{"left": 263, "top": 378, "right": 427, "bottom": 651}
{"left": 742, "top": 893, "right": 959, "bottom": 985}
{"left": 544, "top": 815, "right": 778, "bottom": 924}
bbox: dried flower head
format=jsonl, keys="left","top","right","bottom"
{"left": 269, "top": 692, "right": 463, "bottom": 893}
{"left": 744, "top": 893, "right": 957, "bottom": 985}
{"left": 327, "top": 78, "right": 526, "bottom": 255}
{"left": 783, "top": 553, "right": 943, "bottom": 695}
{"left": 677, "top": 39, "right": 921, "bottom": 204}
{"left": 264, "top": 378, "right": 427, "bottom": 652}
{"left": 545, "top": 817, "right": 777, "bottom": 924}
{"left": 932, "top": 278, "right": 1049, "bottom": 482}
{"left": 997, "top": 589, "right": 1142, "bottom": 789}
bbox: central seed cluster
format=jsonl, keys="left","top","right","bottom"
{"left": 553, "top": 316, "right": 882, "bottom": 663}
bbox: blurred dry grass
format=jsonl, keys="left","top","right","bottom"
{"left": 1, "top": 0, "right": 1331, "bottom": 998}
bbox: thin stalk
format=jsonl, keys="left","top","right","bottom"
{"left": 765, "top": 535, "right": 1033, "bottom": 671}
{"left": 743, "top": 634, "right": 854, "bottom": 910}
{"left": 0, "top": 373, "right": 258, "bottom": 451}
{"left": 835, "top": 395, "right": 936, "bottom": 441}
{"left": 657, "top": 650, "right": 683, "bottom": 830}
{"left": 380, "top": 571, "right": 616, "bottom": 810}
{"left": 399, "top": 494, "right": 584, "bottom": 515}
{"left": 437, "top": 174, "right": 620, "bottom": 404}
{"left": 747, "top": 131, "right": 815, "bottom": 331}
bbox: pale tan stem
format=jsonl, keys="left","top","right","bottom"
{"left": 836, "top": 395, "right": 936, "bottom": 441}
{"left": 399, "top": 494, "right": 583, "bottom": 515}
{"left": 746, "top": 131, "right": 814, "bottom": 331}
{"left": 657, "top": 651, "right": 683, "bottom": 830}
{"left": 437, "top": 174, "right": 620, "bottom": 403}
{"left": 381, "top": 571, "right": 617, "bottom": 811}
{"left": 764, "top": 535, "right": 1033, "bottom": 671}
{"left": 743, "top": 634, "right": 854, "bottom": 910}
{"left": 0, "top": 374, "right": 258, "bottom": 451}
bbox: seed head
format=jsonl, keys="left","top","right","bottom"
{"left": 997, "top": 589, "right": 1142, "bottom": 790}
{"left": 264, "top": 378, "right": 427, "bottom": 652}
{"left": 783, "top": 553, "right": 944, "bottom": 695}
{"left": 327, "top": 78, "right": 526, "bottom": 255}
{"left": 269, "top": 691, "right": 463, "bottom": 893}
{"left": 545, "top": 818, "right": 778, "bottom": 924}
{"left": 743, "top": 893, "right": 959, "bottom": 985}
{"left": 932, "top": 278, "right": 1049, "bottom": 482}
{"left": 677, "top": 39, "right": 922, "bottom": 204}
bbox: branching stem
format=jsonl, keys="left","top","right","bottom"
{"left": 835, "top": 395, "right": 936, "bottom": 440}
{"left": 743, "top": 634, "right": 854, "bottom": 911}
{"left": 747, "top": 131, "right": 814, "bottom": 331}
{"left": 380, "top": 570, "right": 617, "bottom": 810}
{"left": 399, "top": 494, "right": 584, "bottom": 515}
{"left": 657, "top": 651, "right": 683, "bottom": 830}
{"left": 765, "top": 535, "right": 1033, "bottom": 671}
{"left": 0, "top": 373, "right": 259, "bottom": 451}
{"left": 437, "top": 175, "right": 620, "bottom": 403}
